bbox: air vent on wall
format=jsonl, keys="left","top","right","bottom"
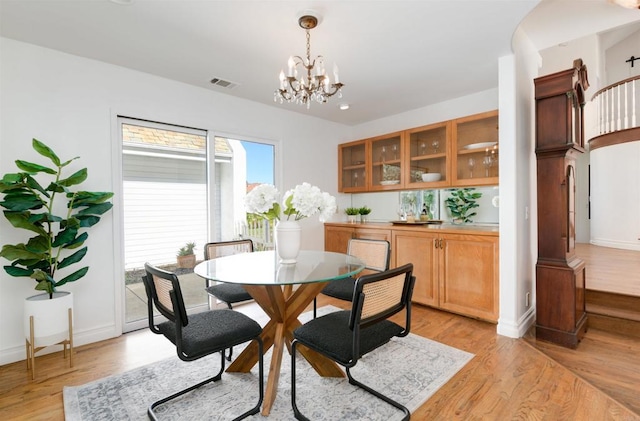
{"left": 210, "top": 78, "right": 239, "bottom": 89}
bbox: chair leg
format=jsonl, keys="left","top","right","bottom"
{"left": 291, "top": 339, "right": 311, "bottom": 421}
{"left": 148, "top": 352, "right": 226, "bottom": 420}
{"left": 345, "top": 367, "right": 410, "bottom": 421}
{"left": 313, "top": 298, "right": 317, "bottom": 319}
{"left": 224, "top": 302, "right": 234, "bottom": 361}
{"left": 148, "top": 339, "right": 264, "bottom": 421}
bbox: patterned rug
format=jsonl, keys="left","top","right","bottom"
{"left": 63, "top": 307, "right": 473, "bottom": 420}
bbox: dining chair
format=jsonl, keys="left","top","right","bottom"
{"left": 313, "top": 238, "right": 391, "bottom": 318}
{"left": 204, "top": 239, "right": 255, "bottom": 360}
{"left": 291, "top": 263, "right": 415, "bottom": 421}
{"left": 142, "top": 263, "right": 264, "bottom": 421}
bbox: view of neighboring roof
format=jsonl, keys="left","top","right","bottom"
{"left": 122, "top": 124, "right": 231, "bottom": 155}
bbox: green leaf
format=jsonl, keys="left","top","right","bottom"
{"left": 45, "top": 182, "right": 66, "bottom": 194}
{"left": 58, "top": 168, "right": 87, "bottom": 187}
{"left": 35, "top": 279, "right": 55, "bottom": 294}
{"left": 15, "top": 160, "right": 57, "bottom": 175}
{"left": 25, "top": 236, "right": 50, "bottom": 253}
{"left": 64, "top": 232, "right": 88, "bottom": 249}
{"left": 24, "top": 174, "right": 49, "bottom": 197}
{"left": 3, "top": 265, "right": 34, "bottom": 277}
{"left": 52, "top": 226, "right": 78, "bottom": 247}
{"left": 75, "top": 214, "right": 100, "bottom": 228}
{"left": 30, "top": 268, "right": 52, "bottom": 282}
{"left": 72, "top": 191, "right": 114, "bottom": 205}
{"left": 0, "top": 192, "right": 45, "bottom": 211}
{"left": 32, "top": 138, "right": 61, "bottom": 167}
{"left": 75, "top": 202, "right": 113, "bottom": 216}
{"left": 56, "top": 266, "right": 89, "bottom": 286}
{"left": 2, "top": 211, "right": 48, "bottom": 236}
{"left": 57, "top": 247, "right": 87, "bottom": 270}
{"left": 0, "top": 244, "right": 44, "bottom": 261}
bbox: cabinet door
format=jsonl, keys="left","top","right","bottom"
{"left": 452, "top": 110, "right": 499, "bottom": 187}
{"left": 339, "top": 140, "right": 367, "bottom": 192}
{"left": 324, "top": 226, "right": 355, "bottom": 253}
{"left": 439, "top": 233, "right": 499, "bottom": 322}
{"left": 393, "top": 230, "right": 439, "bottom": 306}
{"left": 369, "top": 131, "right": 404, "bottom": 190}
{"left": 405, "top": 121, "right": 451, "bottom": 188}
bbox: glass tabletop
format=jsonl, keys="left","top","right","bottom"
{"left": 194, "top": 250, "right": 365, "bottom": 286}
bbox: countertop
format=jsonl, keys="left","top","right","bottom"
{"left": 325, "top": 221, "right": 499, "bottom": 236}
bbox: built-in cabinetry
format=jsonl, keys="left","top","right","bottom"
{"left": 324, "top": 224, "right": 392, "bottom": 254}
{"left": 324, "top": 223, "right": 499, "bottom": 322}
{"left": 338, "top": 110, "right": 499, "bottom": 192}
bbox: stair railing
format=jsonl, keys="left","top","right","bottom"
{"left": 592, "top": 75, "right": 640, "bottom": 135}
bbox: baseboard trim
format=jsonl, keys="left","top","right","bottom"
{"left": 497, "top": 306, "right": 536, "bottom": 338}
{"left": 0, "top": 324, "right": 119, "bottom": 366}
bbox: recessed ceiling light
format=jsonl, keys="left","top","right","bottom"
{"left": 108, "top": 0, "right": 134, "bottom": 5}
{"left": 339, "top": 103, "right": 350, "bottom": 110}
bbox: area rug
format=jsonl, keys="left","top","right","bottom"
{"left": 63, "top": 307, "right": 473, "bottom": 420}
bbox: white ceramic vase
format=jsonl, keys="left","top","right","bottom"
{"left": 275, "top": 220, "right": 301, "bottom": 264}
{"left": 24, "top": 291, "right": 73, "bottom": 347}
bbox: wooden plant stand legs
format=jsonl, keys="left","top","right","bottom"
{"left": 25, "top": 308, "right": 74, "bottom": 380}
{"left": 227, "top": 283, "right": 344, "bottom": 416}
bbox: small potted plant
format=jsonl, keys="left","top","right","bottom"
{"left": 344, "top": 207, "right": 360, "bottom": 224}
{"left": 445, "top": 188, "right": 482, "bottom": 223}
{"left": 176, "top": 242, "right": 197, "bottom": 268}
{"left": 358, "top": 206, "right": 372, "bottom": 223}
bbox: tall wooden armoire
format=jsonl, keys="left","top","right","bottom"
{"left": 534, "top": 59, "right": 589, "bottom": 349}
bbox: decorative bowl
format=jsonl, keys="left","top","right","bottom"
{"left": 421, "top": 173, "right": 441, "bottom": 182}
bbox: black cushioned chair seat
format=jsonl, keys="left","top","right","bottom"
{"left": 158, "top": 309, "right": 261, "bottom": 357}
{"left": 320, "top": 277, "right": 355, "bottom": 301}
{"left": 205, "top": 283, "right": 252, "bottom": 304}
{"left": 293, "top": 310, "right": 403, "bottom": 365}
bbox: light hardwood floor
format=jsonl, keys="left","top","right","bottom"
{"left": 576, "top": 243, "right": 640, "bottom": 297}
{"left": 1, "top": 295, "right": 639, "bottom": 420}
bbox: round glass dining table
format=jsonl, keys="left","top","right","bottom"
{"left": 194, "top": 250, "right": 365, "bottom": 416}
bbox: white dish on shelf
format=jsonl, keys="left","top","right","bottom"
{"left": 463, "top": 142, "right": 498, "bottom": 150}
{"left": 421, "top": 173, "right": 441, "bottom": 182}
{"left": 380, "top": 180, "right": 400, "bottom": 185}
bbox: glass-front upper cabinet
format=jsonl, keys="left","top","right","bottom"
{"left": 338, "top": 140, "right": 367, "bottom": 192}
{"left": 452, "top": 110, "right": 499, "bottom": 186}
{"left": 369, "top": 131, "right": 404, "bottom": 190}
{"left": 405, "top": 121, "right": 451, "bottom": 188}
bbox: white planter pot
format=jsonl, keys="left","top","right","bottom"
{"left": 275, "top": 220, "right": 301, "bottom": 264}
{"left": 24, "top": 291, "right": 74, "bottom": 348}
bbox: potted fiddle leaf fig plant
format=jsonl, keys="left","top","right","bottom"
{"left": 0, "top": 138, "right": 113, "bottom": 359}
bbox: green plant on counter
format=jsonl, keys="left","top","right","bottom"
{"left": 358, "top": 206, "right": 371, "bottom": 216}
{"left": 344, "top": 207, "right": 360, "bottom": 216}
{"left": 445, "top": 188, "right": 482, "bottom": 223}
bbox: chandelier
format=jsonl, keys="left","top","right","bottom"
{"left": 274, "top": 14, "right": 344, "bottom": 108}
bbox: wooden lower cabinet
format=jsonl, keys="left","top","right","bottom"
{"left": 324, "top": 225, "right": 392, "bottom": 255}
{"left": 325, "top": 223, "right": 499, "bottom": 322}
{"left": 393, "top": 230, "right": 499, "bottom": 322}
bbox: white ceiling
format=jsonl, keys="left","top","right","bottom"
{"left": 1, "top": 0, "right": 639, "bottom": 126}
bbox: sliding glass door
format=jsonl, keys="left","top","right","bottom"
{"left": 120, "top": 118, "right": 209, "bottom": 331}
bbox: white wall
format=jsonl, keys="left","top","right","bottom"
{"left": 0, "top": 37, "right": 348, "bottom": 364}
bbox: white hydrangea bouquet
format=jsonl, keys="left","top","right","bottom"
{"left": 245, "top": 182, "right": 336, "bottom": 222}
